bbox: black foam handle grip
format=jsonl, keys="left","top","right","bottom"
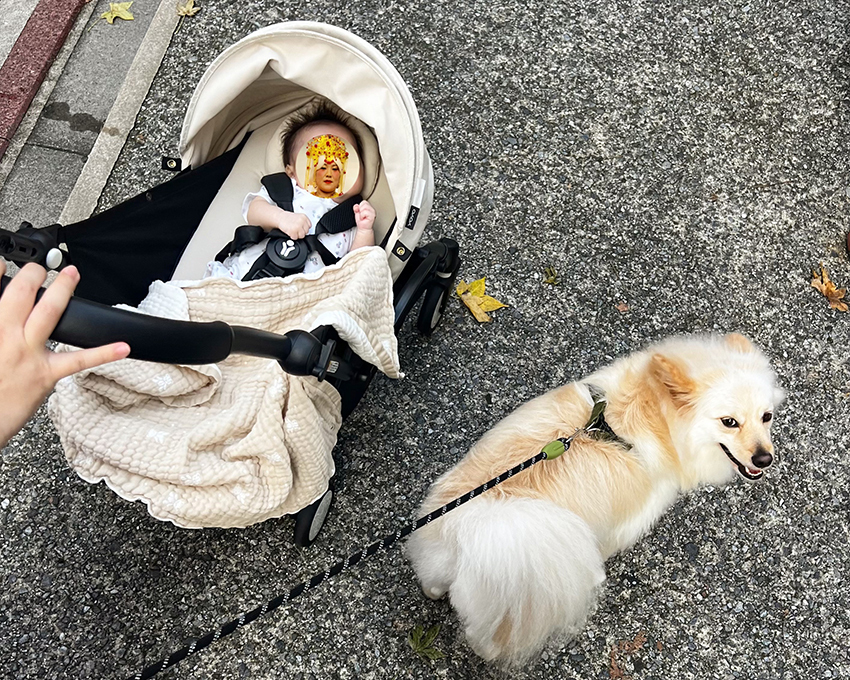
{"left": 0, "top": 274, "right": 234, "bottom": 364}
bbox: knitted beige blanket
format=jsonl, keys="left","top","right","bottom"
{"left": 48, "top": 247, "right": 400, "bottom": 528}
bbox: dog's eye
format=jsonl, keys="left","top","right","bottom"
{"left": 721, "top": 417, "right": 739, "bottom": 428}
{"left": 762, "top": 412, "right": 773, "bottom": 423}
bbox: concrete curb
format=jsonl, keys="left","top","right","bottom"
{"left": 0, "top": 1, "right": 98, "bottom": 192}
{"left": 0, "top": 0, "right": 88, "bottom": 160}
{"left": 59, "top": 0, "right": 180, "bottom": 225}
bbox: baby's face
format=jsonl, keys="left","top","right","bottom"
{"left": 286, "top": 122, "right": 364, "bottom": 200}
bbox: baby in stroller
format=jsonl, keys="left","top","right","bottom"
{"left": 22, "top": 22, "right": 461, "bottom": 542}
{"left": 205, "top": 102, "right": 377, "bottom": 281}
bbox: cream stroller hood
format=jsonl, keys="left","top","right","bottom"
{"left": 178, "top": 21, "right": 433, "bottom": 278}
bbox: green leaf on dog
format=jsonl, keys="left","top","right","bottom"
{"left": 408, "top": 624, "right": 444, "bottom": 661}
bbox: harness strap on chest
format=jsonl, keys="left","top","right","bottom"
{"left": 240, "top": 233, "right": 340, "bottom": 281}
{"left": 260, "top": 172, "right": 294, "bottom": 212}
{"left": 261, "top": 172, "right": 361, "bottom": 235}
{"left": 582, "top": 384, "right": 632, "bottom": 449}
{"left": 214, "top": 174, "right": 362, "bottom": 277}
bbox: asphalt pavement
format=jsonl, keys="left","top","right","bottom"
{"left": 1, "top": 0, "right": 850, "bottom": 679}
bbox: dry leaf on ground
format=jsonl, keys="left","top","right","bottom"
{"left": 101, "top": 2, "right": 134, "bottom": 24}
{"left": 608, "top": 631, "right": 647, "bottom": 680}
{"left": 176, "top": 0, "right": 200, "bottom": 30}
{"left": 615, "top": 302, "right": 630, "bottom": 313}
{"left": 543, "top": 265, "right": 560, "bottom": 285}
{"left": 456, "top": 277, "right": 507, "bottom": 323}
{"left": 177, "top": 0, "right": 200, "bottom": 16}
{"left": 811, "top": 265, "right": 849, "bottom": 312}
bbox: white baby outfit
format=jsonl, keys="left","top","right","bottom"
{"left": 204, "top": 177, "right": 356, "bottom": 280}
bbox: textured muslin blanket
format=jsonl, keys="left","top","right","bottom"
{"left": 48, "top": 247, "right": 401, "bottom": 528}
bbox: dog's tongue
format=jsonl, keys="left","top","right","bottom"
{"left": 748, "top": 467, "right": 761, "bottom": 476}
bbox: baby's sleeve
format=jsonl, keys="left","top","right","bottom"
{"left": 241, "top": 185, "right": 274, "bottom": 223}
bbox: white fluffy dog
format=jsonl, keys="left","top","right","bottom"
{"left": 406, "top": 334, "right": 783, "bottom": 663}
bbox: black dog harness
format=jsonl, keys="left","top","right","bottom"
{"left": 215, "top": 172, "right": 362, "bottom": 281}
{"left": 582, "top": 384, "right": 632, "bottom": 449}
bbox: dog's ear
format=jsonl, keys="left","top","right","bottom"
{"left": 725, "top": 333, "right": 753, "bottom": 353}
{"left": 650, "top": 354, "right": 696, "bottom": 408}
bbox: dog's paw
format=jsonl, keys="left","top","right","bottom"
{"left": 424, "top": 585, "right": 448, "bottom": 600}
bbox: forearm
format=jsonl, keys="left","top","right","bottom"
{"left": 246, "top": 197, "right": 288, "bottom": 232}
{"left": 351, "top": 228, "right": 375, "bottom": 251}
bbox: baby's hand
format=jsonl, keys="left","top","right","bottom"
{"left": 354, "top": 201, "right": 376, "bottom": 232}
{"left": 277, "top": 212, "right": 311, "bottom": 240}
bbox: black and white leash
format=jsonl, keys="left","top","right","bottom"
{"left": 130, "top": 436, "right": 574, "bottom": 679}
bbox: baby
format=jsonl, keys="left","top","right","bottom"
{"left": 205, "top": 102, "right": 376, "bottom": 280}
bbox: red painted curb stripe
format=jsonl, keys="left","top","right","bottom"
{"left": 0, "top": 0, "right": 88, "bottom": 159}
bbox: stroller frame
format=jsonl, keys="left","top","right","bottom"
{"left": 0, "top": 20, "right": 461, "bottom": 544}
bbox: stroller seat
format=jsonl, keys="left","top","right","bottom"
{"left": 172, "top": 100, "right": 394, "bottom": 280}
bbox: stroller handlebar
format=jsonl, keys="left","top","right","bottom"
{"left": 0, "top": 275, "right": 346, "bottom": 379}
{"left": 1, "top": 274, "right": 235, "bottom": 364}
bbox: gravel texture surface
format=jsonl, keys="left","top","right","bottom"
{"left": 2, "top": 0, "right": 850, "bottom": 678}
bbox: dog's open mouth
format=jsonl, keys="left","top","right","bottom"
{"left": 720, "top": 443, "right": 763, "bottom": 481}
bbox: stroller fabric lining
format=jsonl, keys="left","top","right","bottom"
{"left": 48, "top": 247, "right": 401, "bottom": 528}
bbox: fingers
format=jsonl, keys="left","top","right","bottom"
{"left": 355, "top": 201, "right": 375, "bottom": 230}
{"left": 356, "top": 201, "right": 375, "bottom": 219}
{"left": 279, "top": 213, "right": 311, "bottom": 240}
{"left": 298, "top": 215, "right": 311, "bottom": 238}
{"left": 25, "top": 266, "right": 80, "bottom": 346}
{"left": 49, "top": 342, "right": 130, "bottom": 381}
{"left": 0, "top": 263, "right": 48, "bottom": 328}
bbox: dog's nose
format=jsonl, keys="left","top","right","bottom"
{"left": 751, "top": 447, "right": 773, "bottom": 469}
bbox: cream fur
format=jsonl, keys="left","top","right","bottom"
{"left": 405, "top": 333, "right": 783, "bottom": 663}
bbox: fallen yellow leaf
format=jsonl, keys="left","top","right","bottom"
{"left": 811, "top": 265, "right": 849, "bottom": 312}
{"left": 467, "top": 277, "right": 486, "bottom": 297}
{"left": 101, "top": 1, "right": 134, "bottom": 23}
{"left": 478, "top": 296, "right": 507, "bottom": 313}
{"left": 177, "top": 0, "right": 200, "bottom": 16}
{"left": 543, "top": 265, "right": 560, "bottom": 285}
{"left": 456, "top": 277, "right": 507, "bottom": 323}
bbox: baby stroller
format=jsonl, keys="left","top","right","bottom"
{"left": 0, "top": 22, "right": 460, "bottom": 545}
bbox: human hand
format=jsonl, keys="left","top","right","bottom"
{"left": 0, "top": 262, "right": 130, "bottom": 447}
{"left": 276, "top": 211, "right": 311, "bottom": 240}
{"left": 354, "top": 201, "right": 376, "bottom": 232}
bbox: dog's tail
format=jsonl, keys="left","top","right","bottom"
{"left": 407, "top": 495, "right": 605, "bottom": 663}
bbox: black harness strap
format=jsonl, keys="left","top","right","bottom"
{"left": 261, "top": 172, "right": 361, "bottom": 236}
{"left": 215, "top": 174, "right": 362, "bottom": 280}
{"left": 260, "top": 172, "right": 294, "bottom": 212}
{"left": 315, "top": 193, "right": 361, "bottom": 235}
{"left": 583, "top": 384, "right": 632, "bottom": 449}
{"left": 214, "top": 225, "right": 266, "bottom": 262}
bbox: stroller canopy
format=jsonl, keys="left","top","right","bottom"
{"left": 178, "top": 22, "right": 432, "bottom": 272}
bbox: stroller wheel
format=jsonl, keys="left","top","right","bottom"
{"left": 293, "top": 487, "right": 334, "bottom": 547}
{"left": 417, "top": 284, "right": 449, "bottom": 336}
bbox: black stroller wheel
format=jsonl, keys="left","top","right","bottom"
{"left": 293, "top": 486, "right": 334, "bottom": 547}
{"left": 417, "top": 284, "right": 449, "bottom": 336}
